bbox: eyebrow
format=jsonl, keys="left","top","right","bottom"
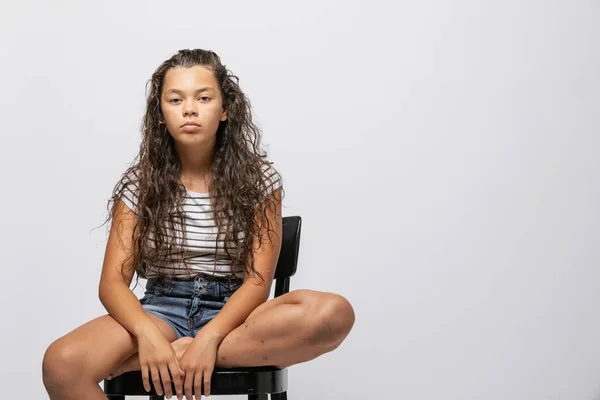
{"left": 165, "top": 87, "right": 216, "bottom": 95}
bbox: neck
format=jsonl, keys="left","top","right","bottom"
{"left": 175, "top": 141, "right": 215, "bottom": 183}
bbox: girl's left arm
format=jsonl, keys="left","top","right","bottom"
{"left": 198, "top": 188, "right": 283, "bottom": 343}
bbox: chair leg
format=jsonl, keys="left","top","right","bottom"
{"left": 248, "top": 395, "right": 268, "bottom": 400}
{"left": 271, "top": 392, "right": 288, "bottom": 400}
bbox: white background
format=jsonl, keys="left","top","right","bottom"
{"left": 1, "top": 1, "right": 599, "bottom": 399}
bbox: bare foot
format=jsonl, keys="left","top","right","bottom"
{"left": 107, "top": 336, "right": 194, "bottom": 379}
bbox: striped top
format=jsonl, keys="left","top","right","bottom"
{"left": 116, "top": 163, "right": 282, "bottom": 279}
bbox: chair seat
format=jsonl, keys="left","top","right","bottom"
{"left": 104, "top": 366, "right": 288, "bottom": 396}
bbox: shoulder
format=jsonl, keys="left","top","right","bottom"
{"left": 115, "top": 167, "right": 140, "bottom": 214}
{"left": 260, "top": 160, "right": 283, "bottom": 196}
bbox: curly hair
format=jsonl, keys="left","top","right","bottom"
{"left": 103, "top": 49, "right": 284, "bottom": 287}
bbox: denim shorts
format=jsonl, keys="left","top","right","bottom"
{"left": 139, "top": 274, "right": 243, "bottom": 339}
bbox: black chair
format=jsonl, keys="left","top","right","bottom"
{"left": 104, "top": 216, "right": 302, "bottom": 400}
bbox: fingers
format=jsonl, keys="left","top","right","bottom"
{"left": 203, "top": 367, "right": 213, "bottom": 397}
{"left": 141, "top": 364, "right": 151, "bottom": 392}
{"left": 159, "top": 365, "right": 173, "bottom": 399}
{"left": 183, "top": 370, "right": 207, "bottom": 399}
{"left": 194, "top": 370, "right": 202, "bottom": 399}
{"left": 184, "top": 370, "right": 194, "bottom": 400}
{"left": 181, "top": 368, "right": 212, "bottom": 398}
{"left": 142, "top": 360, "right": 181, "bottom": 397}
{"left": 150, "top": 365, "right": 163, "bottom": 395}
{"left": 169, "top": 361, "right": 184, "bottom": 400}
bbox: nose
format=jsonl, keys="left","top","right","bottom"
{"left": 182, "top": 100, "right": 198, "bottom": 117}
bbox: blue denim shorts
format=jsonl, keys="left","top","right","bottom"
{"left": 140, "top": 274, "right": 243, "bottom": 339}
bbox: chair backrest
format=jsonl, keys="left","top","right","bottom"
{"left": 273, "top": 216, "right": 301, "bottom": 297}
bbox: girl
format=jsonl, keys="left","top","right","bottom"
{"left": 42, "top": 49, "right": 355, "bottom": 400}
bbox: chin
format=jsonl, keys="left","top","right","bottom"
{"left": 177, "top": 133, "right": 216, "bottom": 146}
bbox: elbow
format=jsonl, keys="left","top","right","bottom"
{"left": 98, "top": 278, "right": 111, "bottom": 301}
{"left": 240, "top": 279, "right": 271, "bottom": 304}
{"left": 98, "top": 282, "right": 109, "bottom": 306}
{"left": 97, "top": 278, "right": 126, "bottom": 304}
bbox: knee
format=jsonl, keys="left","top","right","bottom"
{"left": 42, "top": 339, "right": 83, "bottom": 392}
{"left": 322, "top": 293, "right": 355, "bottom": 337}
{"left": 307, "top": 292, "right": 355, "bottom": 347}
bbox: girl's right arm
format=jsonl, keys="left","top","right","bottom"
{"left": 98, "top": 198, "right": 153, "bottom": 337}
{"left": 98, "top": 199, "right": 183, "bottom": 399}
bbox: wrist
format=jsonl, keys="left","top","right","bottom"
{"left": 195, "top": 329, "right": 225, "bottom": 344}
{"left": 132, "top": 319, "right": 158, "bottom": 338}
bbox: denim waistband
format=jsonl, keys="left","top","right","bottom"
{"left": 145, "top": 274, "right": 243, "bottom": 299}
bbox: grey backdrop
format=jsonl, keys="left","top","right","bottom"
{"left": 1, "top": 1, "right": 599, "bottom": 399}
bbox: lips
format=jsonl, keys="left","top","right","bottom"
{"left": 181, "top": 123, "right": 201, "bottom": 132}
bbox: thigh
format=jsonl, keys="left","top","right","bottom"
{"left": 45, "top": 312, "right": 177, "bottom": 383}
{"left": 245, "top": 288, "right": 317, "bottom": 320}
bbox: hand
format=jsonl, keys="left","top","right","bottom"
{"left": 179, "top": 334, "right": 220, "bottom": 398}
{"left": 136, "top": 325, "right": 184, "bottom": 399}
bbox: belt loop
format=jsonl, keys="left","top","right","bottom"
{"left": 192, "top": 273, "right": 201, "bottom": 293}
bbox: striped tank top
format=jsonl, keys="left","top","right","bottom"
{"left": 116, "top": 163, "right": 282, "bottom": 278}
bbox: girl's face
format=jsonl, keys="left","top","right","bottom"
{"left": 160, "top": 65, "right": 227, "bottom": 147}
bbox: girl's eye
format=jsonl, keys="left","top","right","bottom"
{"left": 168, "top": 97, "right": 210, "bottom": 104}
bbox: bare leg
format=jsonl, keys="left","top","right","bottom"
{"left": 42, "top": 313, "right": 177, "bottom": 400}
{"left": 105, "top": 289, "right": 355, "bottom": 372}
{"left": 109, "top": 336, "right": 194, "bottom": 378}
{"left": 216, "top": 289, "right": 355, "bottom": 368}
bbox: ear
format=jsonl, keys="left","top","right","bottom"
{"left": 220, "top": 108, "right": 228, "bottom": 122}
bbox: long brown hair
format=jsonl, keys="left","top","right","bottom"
{"left": 103, "top": 49, "right": 284, "bottom": 286}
